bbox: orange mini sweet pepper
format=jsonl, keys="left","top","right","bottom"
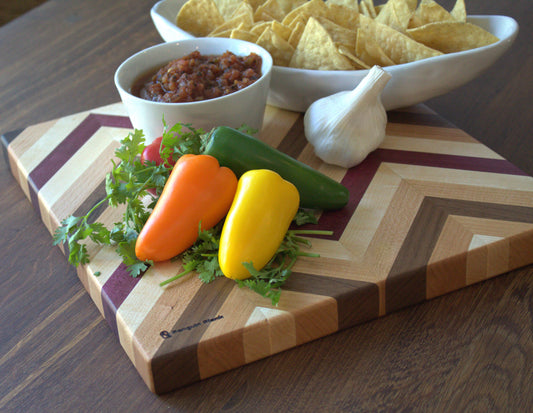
{"left": 135, "top": 154, "right": 237, "bottom": 262}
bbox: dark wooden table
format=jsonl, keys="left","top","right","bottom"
{"left": 1, "top": 0, "right": 531, "bottom": 411}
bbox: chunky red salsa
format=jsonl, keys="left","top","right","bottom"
{"left": 134, "top": 50, "right": 262, "bottom": 103}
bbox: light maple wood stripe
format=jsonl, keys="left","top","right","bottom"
{"left": 292, "top": 255, "right": 364, "bottom": 280}
{"left": 452, "top": 216, "right": 533, "bottom": 237}
{"left": 7, "top": 120, "right": 57, "bottom": 156}
{"left": 39, "top": 131, "right": 125, "bottom": 234}
{"left": 116, "top": 262, "right": 176, "bottom": 364}
{"left": 18, "top": 111, "right": 91, "bottom": 172}
{"left": 426, "top": 216, "right": 473, "bottom": 298}
{"left": 508, "top": 231, "right": 533, "bottom": 269}
{"left": 46, "top": 133, "right": 122, "bottom": 223}
{"left": 78, "top": 207, "right": 128, "bottom": 315}
{"left": 340, "top": 164, "right": 403, "bottom": 261}
{"left": 466, "top": 237, "right": 511, "bottom": 285}
{"left": 275, "top": 290, "right": 338, "bottom": 345}
{"left": 139, "top": 274, "right": 211, "bottom": 354}
{"left": 385, "top": 122, "right": 477, "bottom": 142}
{"left": 6, "top": 145, "right": 31, "bottom": 200}
{"left": 244, "top": 306, "right": 297, "bottom": 360}
{"left": 5, "top": 120, "right": 58, "bottom": 199}
{"left": 381, "top": 136, "right": 503, "bottom": 159}
{"left": 479, "top": 237, "right": 512, "bottom": 279}
{"left": 197, "top": 286, "right": 261, "bottom": 378}
{"left": 386, "top": 163, "right": 533, "bottom": 196}
{"left": 404, "top": 179, "right": 533, "bottom": 208}
{"left": 296, "top": 237, "right": 353, "bottom": 261}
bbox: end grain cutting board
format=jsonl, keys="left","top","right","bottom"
{"left": 2, "top": 102, "right": 533, "bottom": 394}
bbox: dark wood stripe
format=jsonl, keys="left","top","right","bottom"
{"left": 385, "top": 197, "right": 449, "bottom": 313}
{"left": 152, "top": 277, "right": 237, "bottom": 394}
{"left": 276, "top": 116, "right": 307, "bottom": 159}
{"left": 387, "top": 110, "right": 456, "bottom": 128}
{"left": 376, "top": 148, "right": 528, "bottom": 175}
{"left": 1, "top": 128, "right": 24, "bottom": 147}
{"left": 73, "top": 179, "right": 108, "bottom": 223}
{"left": 385, "top": 197, "right": 533, "bottom": 313}
{"left": 284, "top": 272, "right": 380, "bottom": 330}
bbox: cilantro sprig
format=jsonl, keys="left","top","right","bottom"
{"left": 53, "top": 124, "right": 331, "bottom": 305}
{"left": 53, "top": 128, "right": 171, "bottom": 276}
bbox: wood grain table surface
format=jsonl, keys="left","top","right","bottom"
{"left": 0, "top": 0, "right": 531, "bottom": 411}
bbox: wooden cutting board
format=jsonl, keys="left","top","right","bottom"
{"left": 2, "top": 102, "right": 533, "bottom": 394}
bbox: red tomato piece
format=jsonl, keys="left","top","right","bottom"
{"left": 140, "top": 137, "right": 175, "bottom": 166}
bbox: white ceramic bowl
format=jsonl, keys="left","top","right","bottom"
{"left": 151, "top": 0, "right": 518, "bottom": 112}
{"left": 114, "top": 38, "right": 273, "bottom": 143}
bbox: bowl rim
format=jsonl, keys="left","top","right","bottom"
{"left": 114, "top": 37, "right": 274, "bottom": 107}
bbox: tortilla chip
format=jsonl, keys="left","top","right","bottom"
{"left": 375, "top": 0, "right": 413, "bottom": 33}
{"left": 257, "top": 27, "right": 295, "bottom": 66}
{"left": 355, "top": 27, "right": 396, "bottom": 66}
{"left": 289, "top": 17, "right": 354, "bottom": 70}
{"left": 230, "top": 29, "right": 260, "bottom": 42}
{"left": 209, "top": 11, "right": 253, "bottom": 35}
{"left": 213, "top": 0, "right": 243, "bottom": 20}
{"left": 230, "top": 1, "right": 254, "bottom": 18}
{"left": 271, "top": 20, "right": 293, "bottom": 41}
{"left": 287, "top": 20, "right": 305, "bottom": 48}
{"left": 326, "top": 4, "right": 360, "bottom": 30}
{"left": 408, "top": 0, "right": 453, "bottom": 28}
{"left": 407, "top": 21, "right": 499, "bottom": 53}
{"left": 176, "top": 0, "right": 225, "bottom": 36}
{"left": 250, "top": 21, "right": 271, "bottom": 36}
{"left": 359, "top": 14, "right": 443, "bottom": 64}
{"left": 326, "top": 0, "right": 359, "bottom": 9}
{"left": 281, "top": 0, "right": 329, "bottom": 27}
{"left": 276, "top": 0, "right": 307, "bottom": 15}
{"left": 315, "top": 16, "right": 356, "bottom": 49}
{"left": 337, "top": 44, "right": 370, "bottom": 69}
{"left": 360, "top": 0, "right": 377, "bottom": 18}
{"left": 254, "top": 0, "right": 285, "bottom": 22}
{"left": 450, "top": 0, "right": 467, "bottom": 22}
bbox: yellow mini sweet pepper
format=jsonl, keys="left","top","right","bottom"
{"left": 218, "top": 169, "right": 300, "bottom": 280}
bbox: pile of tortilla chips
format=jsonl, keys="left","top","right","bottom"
{"left": 176, "top": 0, "right": 499, "bottom": 70}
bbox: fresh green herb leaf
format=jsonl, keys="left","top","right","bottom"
{"left": 293, "top": 209, "right": 319, "bottom": 225}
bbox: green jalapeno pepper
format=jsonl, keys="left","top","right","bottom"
{"left": 203, "top": 126, "right": 349, "bottom": 210}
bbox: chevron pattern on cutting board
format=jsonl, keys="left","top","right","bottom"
{"left": 3, "top": 102, "right": 532, "bottom": 394}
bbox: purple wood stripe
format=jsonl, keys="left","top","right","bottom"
{"left": 301, "top": 148, "right": 529, "bottom": 240}
{"left": 101, "top": 262, "right": 142, "bottom": 337}
{"left": 27, "top": 114, "right": 132, "bottom": 218}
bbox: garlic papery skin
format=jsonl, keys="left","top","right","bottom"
{"left": 303, "top": 65, "right": 392, "bottom": 169}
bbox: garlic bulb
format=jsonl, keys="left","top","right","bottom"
{"left": 303, "top": 65, "right": 391, "bottom": 168}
